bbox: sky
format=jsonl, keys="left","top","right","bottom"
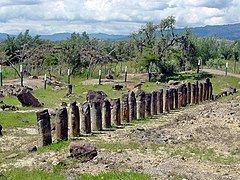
{"left": 0, "top": 0, "right": 240, "bottom": 35}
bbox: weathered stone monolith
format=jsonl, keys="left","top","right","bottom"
{"left": 55, "top": 107, "right": 68, "bottom": 141}
{"left": 164, "top": 89, "right": 169, "bottom": 113}
{"left": 191, "top": 83, "right": 196, "bottom": 104}
{"left": 122, "top": 93, "right": 129, "bottom": 123}
{"left": 136, "top": 90, "right": 145, "bottom": 119}
{"left": 36, "top": 109, "right": 52, "bottom": 146}
{"left": 102, "top": 99, "right": 111, "bottom": 128}
{"left": 91, "top": 101, "right": 102, "bottom": 131}
{"left": 111, "top": 98, "right": 121, "bottom": 126}
{"left": 66, "top": 84, "right": 72, "bottom": 96}
{"left": 69, "top": 102, "right": 80, "bottom": 137}
{"left": 80, "top": 102, "right": 91, "bottom": 134}
{"left": 199, "top": 82, "right": 203, "bottom": 103}
{"left": 129, "top": 91, "right": 137, "bottom": 120}
{"left": 157, "top": 89, "right": 163, "bottom": 114}
{"left": 203, "top": 82, "right": 207, "bottom": 101}
{"left": 151, "top": 91, "right": 158, "bottom": 115}
{"left": 206, "top": 78, "right": 210, "bottom": 100}
{"left": 169, "top": 89, "right": 174, "bottom": 110}
{"left": 209, "top": 82, "right": 213, "bottom": 100}
{"left": 182, "top": 84, "right": 187, "bottom": 107}
{"left": 187, "top": 82, "right": 191, "bottom": 104}
{"left": 174, "top": 88, "right": 178, "bottom": 109}
{"left": 145, "top": 93, "right": 152, "bottom": 117}
{"left": 195, "top": 81, "right": 199, "bottom": 104}
{"left": 178, "top": 85, "right": 183, "bottom": 107}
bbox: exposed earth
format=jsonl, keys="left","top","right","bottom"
{"left": 1, "top": 96, "right": 240, "bottom": 179}
{"left": 0, "top": 70, "right": 240, "bottom": 179}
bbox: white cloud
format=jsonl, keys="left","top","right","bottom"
{"left": 0, "top": 0, "right": 239, "bottom": 35}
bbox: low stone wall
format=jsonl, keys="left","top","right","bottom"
{"left": 36, "top": 78, "right": 237, "bottom": 147}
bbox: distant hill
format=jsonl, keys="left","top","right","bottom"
{"left": 187, "top": 23, "right": 240, "bottom": 40}
{"left": 0, "top": 23, "right": 240, "bottom": 41}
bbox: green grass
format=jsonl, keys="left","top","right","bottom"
{"left": 78, "top": 171, "right": 151, "bottom": 180}
{"left": 0, "top": 111, "right": 36, "bottom": 128}
{"left": 37, "top": 140, "right": 70, "bottom": 152}
{"left": 3, "top": 168, "right": 64, "bottom": 180}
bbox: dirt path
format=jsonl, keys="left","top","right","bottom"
{"left": 202, "top": 68, "right": 240, "bottom": 78}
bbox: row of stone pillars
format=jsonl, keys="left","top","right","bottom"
{"left": 37, "top": 78, "right": 213, "bottom": 147}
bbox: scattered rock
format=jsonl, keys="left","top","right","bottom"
{"left": 86, "top": 90, "right": 107, "bottom": 104}
{"left": 27, "top": 145, "right": 37, "bottom": 152}
{"left": 17, "top": 89, "right": 42, "bottom": 107}
{"left": 112, "top": 84, "right": 123, "bottom": 90}
{"left": 69, "top": 142, "right": 97, "bottom": 161}
{"left": 0, "top": 100, "right": 3, "bottom": 103}
{"left": 29, "top": 75, "right": 38, "bottom": 79}
{"left": 168, "top": 80, "right": 180, "bottom": 86}
{"left": 105, "top": 73, "right": 113, "bottom": 79}
{"left": 0, "top": 104, "right": 18, "bottom": 111}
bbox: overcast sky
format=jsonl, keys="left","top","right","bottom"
{"left": 0, "top": 0, "right": 239, "bottom": 35}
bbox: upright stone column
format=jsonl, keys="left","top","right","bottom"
{"left": 122, "top": 93, "right": 129, "bottom": 123}
{"left": 206, "top": 78, "right": 210, "bottom": 100}
{"left": 195, "top": 81, "right": 199, "bottom": 104}
{"left": 66, "top": 84, "right": 72, "bottom": 96}
{"left": 69, "top": 102, "right": 80, "bottom": 137}
{"left": 136, "top": 90, "right": 145, "bottom": 119}
{"left": 164, "top": 89, "right": 169, "bottom": 113}
{"left": 129, "top": 91, "right": 137, "bottom": 121}
{"left": 178, "top": 85, "right": 183, "bottom": 107}
{"left": 102, "top": 99, "right": 111, "bottom": 128}
{"left": 209, "top": 82, "right": 213, "bottom": 100}
{"left": 91, "top": 101, "right": 102, "bottom": 131}
{"left": 111, "top": 98, "right": 121, "bottom": 126}
{"left": 174, "top": 88, "right": 178, "bottom": 109}
{"left": 151, "top": 91, "right": 158, "bottom": 115}
{"left": 182, "top": 84, "right": 187, "bottom": 107}
{"left": 187, "top": 82, "right": 191, "bottom": 104}
{"left": 157, "top": 89, "right": 163, "bottom": 114}
{"left": 169, "top": 89, "right": 174, "bottom": 110}
{"left": 145, "top": 93, "right": 152, "bottom": 117}
{"left": 55, "top": 107, "right": 68, "bottom": 141}
{"left": 203, "top": 82, "right": 207, "bottom": 101}
{"left": 191, "top": 83, "right": 196, "bottom": 104}
{"left": 199, "top": 82, "right": 203, "bottom": 103}
{"left": 80, "top": 102, "right": 91, "bottom": 134}
{"left": 36, "top": 109, "right": 52, "bottom": 147}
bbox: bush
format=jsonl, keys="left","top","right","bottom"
{"left": 206, "top": 58, "right": 225, "bottom": 69}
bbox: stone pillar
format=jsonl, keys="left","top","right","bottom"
{"left": 199, "top": 83, "right": 203, "bottom": 103}
{"left": 122, "top": 93, "right": 129, "bottom": 123}
{"left": 69, "top": 102, "right": 80, "bottom": 137}
{"left": 36, "top": 109, "right": 52, "bottom": 147}
{"left": 182, "top": 84, "right": 187, "bottom": 107}
{"left": 145, "top": 93, "right": 152, "bottom": 117}
{"left": 191, "top": 83, "right": 196, "bottom": 104}
{"left": 187, "top": 82, "right": 191, "bottom": 104}
{"left": 129, "top": 91, "right": 137, "bottom": 121}
{"left": 91, "top": 101, "right": 102, "bottom": 131}
{"left": 203, "top": 82, "right": 207, "bottom": 101}
{"left": 111, "top": 98, "right": 121, "bottom": 126}
{"left": 102, "top": 99, "right": 111, "bottom": 128}
{"left": 151, "top": 91, "right": 158, "bottom": 115}
{"left": 169, "top": 89, "right": 174, "bottom": 110}
{"left": 80, "top": 102, "right": 91, "bottom": 134}
{"left": 178, "top": 85, "right": 183, "bottom": 107}
{"left": 209, "top": 82, "right": 213, "bottom": 100}
{"left": 136, "top": 90, "right": 145, "bottom": 119}
{"left": 55, "top": 107, "right": 68, "bottom": 141}
{"left": 206, "top": 78, "right": 210, "bottom": 100}
{"left": 164, "top": 89, "right": 169, "bottom": 113}
{"left": 174, "top": 88, "right": 178, "bottom": 109}
{"left": 195, "top": 81, "right": 199, "bottom": 104}
{"left": 66, "top": 84, "right": 72, "bottom": 96}
{"left": 157, "top": 89, "right": 163, "bottom": 114}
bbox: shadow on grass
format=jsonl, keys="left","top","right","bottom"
{"left": 158, "top": 72, "right": 213, "bottom": 83}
